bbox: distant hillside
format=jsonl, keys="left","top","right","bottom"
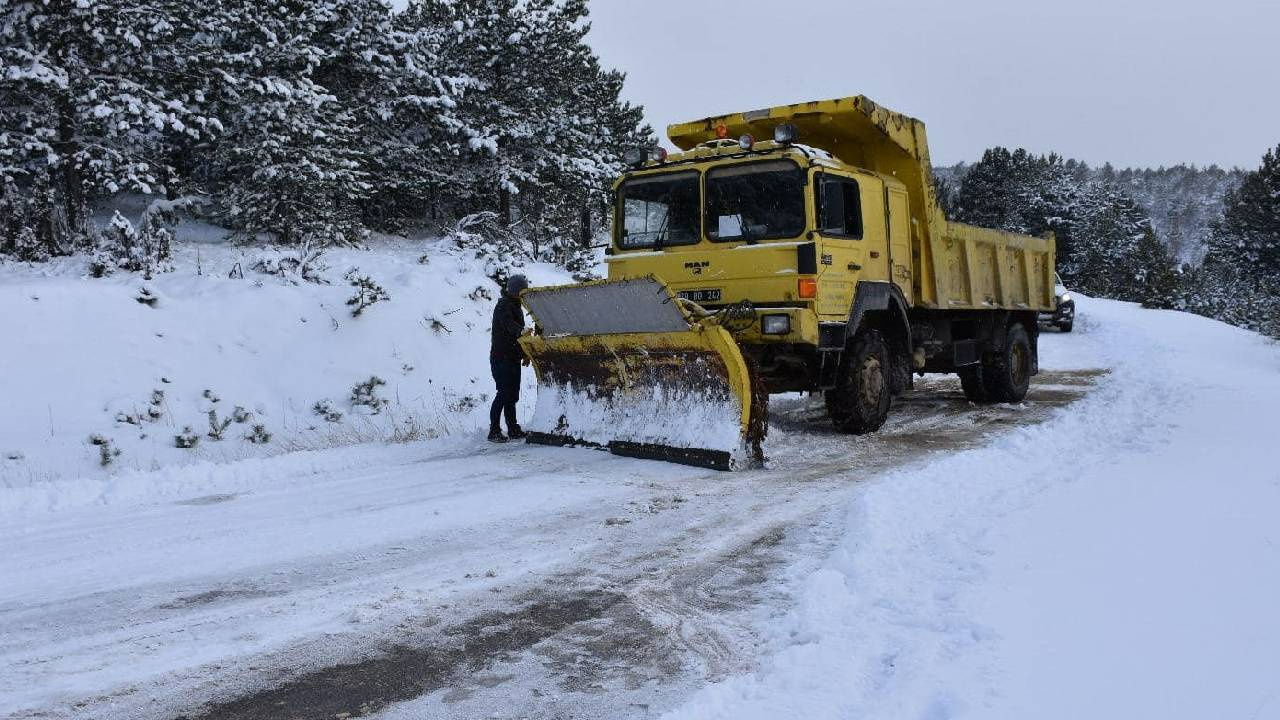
{"left": 936, "top": 162, "right": 1246, "bottom": 265}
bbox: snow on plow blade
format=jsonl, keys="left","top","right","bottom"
{"left": 518, "top": 277, "right": 761, "bottom": 471}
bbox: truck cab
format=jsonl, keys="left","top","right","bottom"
{"left": 607, "top": 136, "right": 914, "bottom": 395}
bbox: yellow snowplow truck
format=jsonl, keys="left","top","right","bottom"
{"left": 519, "top": 95, "right": 1056, "bottom": 470}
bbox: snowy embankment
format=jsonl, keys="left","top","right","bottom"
{"left": 663, "top": 297, "right": 1280, "bottom": 720}
{"left": 0, "top": 229, "right": 569, "bottom": 512}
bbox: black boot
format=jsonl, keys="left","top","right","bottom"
{"left": 487, "top": 428, "right": 508, "bottom": 443}
{"left": 507, "top": 425, "right": 527, "bottom": 440}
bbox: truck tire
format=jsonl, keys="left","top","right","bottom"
{"left": 959, "top": 366, "right": 988, "bottom": 402}
{"left": 982, "top": 323, "right": 1032, "bottom": 403}
{"left": 825, "top": 330, "right": 892, "bottom": 434}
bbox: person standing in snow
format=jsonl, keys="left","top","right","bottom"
{"left": 489, "top": 274, "right": 530, "bottom": 443}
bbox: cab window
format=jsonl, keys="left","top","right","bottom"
{"left": 617, "top": 171, "right": 701, "bottom": 249}
{"left": 704, "top": 160, "right": 807, "bottom": 242}
{"left": 818, "top": 175, "right": 863, "bottom": 239}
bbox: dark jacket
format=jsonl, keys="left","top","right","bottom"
{"left": 491, "top": 294, "right": 526, "bottom": 360}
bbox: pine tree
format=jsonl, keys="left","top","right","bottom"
{"left": 1195, "top": 145, "right": 1280, "bottom": 338}
{"left": 415, "top": 0, "right": 651, "bottom": 246}
{"left": 0, "top": 0, "right": 220, "bottom": 253}
{"left": 1134, "top": 226, "right": 1180, "bottom": 309}
{"left": 335, "top": 0, "right": 477, "bottom": 231}
{"left": 950, "top": 148, "right": 1164, "bottom": 301}
{"left": 208, "top": 0, "right": 383, "bottom": 247}
{"left": 1211, "top": 146, "right": 1280, "bottom": 274}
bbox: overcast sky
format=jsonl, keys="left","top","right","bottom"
{"left": 583, "top": 0, "right": 1278, "bottom": 169}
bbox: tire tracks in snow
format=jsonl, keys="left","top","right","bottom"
{"left": 150, "top": 371, "right": 1104, "bottom": 720}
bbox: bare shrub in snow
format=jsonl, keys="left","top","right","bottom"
{"left": 313, "top": 400, "right": 344, "bottom": 423}
{"left": 232, "top": 406, "right": 253, "bottom": 424}
{"left": 346, "top": 272, "right": 390, "bottom": 317}
{"left": 389, "top": 418, "right": 435, "bottom": 444}
{"left": 206, "top": 409, "right": 232, "bottom": 441}
{"left": 175, "top": 427, "right": 200, "bottom": 449}
{"left": 90, "top": 211, "right": 173, "bottom": 279}
{"left": 253, "top": 242, "right": 329, "bottom": 285}
{"left": 116, "top": 388, "right": 165, "bottom": 426}
{"left": 148, "top": 389, "right": 165, "bottom": 420}
{"left": 13, "top": 227, "right": 48, "bottom": 263}
{"left": 99, "top": 442, "right": 121, "bottom": 467}
{"left": 135, "top": 287, "right": 159, "bottom": 307}
{"left": 468, "top": 285, "right": 493, "bottom": 302}
{"left": 426, "top": 316, "right": 451, "bottom": 334}
{"left": 450, "top": 212, "right": 527, "bottom": 283}
{"left": 444, "top": 391, "right": 483, "bottom": 413}
{"left": 88, "top": 434, "right": 120, "bottom": 466}
{"left": 350, "top": 376, "right": 388, "bottom": 414}
{"left": 245, "top": 424, "right": 272, "bottom": 444}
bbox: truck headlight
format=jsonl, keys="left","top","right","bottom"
{"left": 761, "top": 314, "right": 791, "bottom": 335}
{"left": 1060, "top": 293, "right": 1072, "bottom": 303}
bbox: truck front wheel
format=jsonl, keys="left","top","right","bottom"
{"left": 983, "top": 323, "right": 1033, "bottom": 403}
{"left": 825, "top": 330, "right": 892, "bottom": 434}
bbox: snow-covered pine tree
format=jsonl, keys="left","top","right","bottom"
{"left": 416, "top": 0, "right": 651, "bottom": 250}
{"left": 949, "top": 148, "right": 1053, "bottom": 235}
{"left": 1193, "top": 145, "right": 1280, "bottom": 337}
{"left": 209, "top": 0, "right": 389, "bottom": 247}
{"left": 321, "top": 0, "right": 477, "bottom": 232}
{"left": 1211, "top": 146, "right": 1280, "bottom": 274}
{"left": 950, "top": 148, "right": 1161, "bottom": 301}
{"left": 1069, "top": 185, "right": 1154, "bottom": 300}
{"left": 412, "top": 0, "right": 532, "bottom": 221}
{"left": 1134, "top": 226, "right": 1180, "bottom": 309}
{"left": 0, "top": 0, "right": 221, "bottom": 255}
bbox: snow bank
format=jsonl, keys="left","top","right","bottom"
{"left": 0, "top": 228, "right": 571, "bottom": 513}
{"left": 664, "top": 297, "right": 1280, "bottom": 719}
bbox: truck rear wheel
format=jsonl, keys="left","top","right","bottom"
{"left": 983, "top": 323, "right": 1032, "bottom": 403}
{"left": 825, "top": 330, "right": 892, "bottom": 434}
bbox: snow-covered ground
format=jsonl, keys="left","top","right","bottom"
{"left": 664, "top": 300, "right": 1280, "bottom": 720}
{"left": 0, "top": 228, "right": 568, "bottom": 509}
{"left": 3, "top": 237, "right": 1279, "bottom": 720}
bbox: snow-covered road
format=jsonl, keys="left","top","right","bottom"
{"left": 3, "top": 297, "right": 1278, "bottom": 720}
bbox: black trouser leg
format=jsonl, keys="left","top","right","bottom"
{"left": 490, "top": 358, "right": 521, "bottom": 431}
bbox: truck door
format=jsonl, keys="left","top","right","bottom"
{"left": 814, "top": 172, "right": 867, "bottom": 319}
{"left": 886, "top": 187, "right": 913, "bottom": 304}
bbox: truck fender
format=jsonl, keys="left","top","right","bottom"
{"left": 846, "top": 282, "right": 912, "bottom": 353}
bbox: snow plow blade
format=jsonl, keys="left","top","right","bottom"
{"left": 518, "top": 277, "right": 763, "bottom": 471}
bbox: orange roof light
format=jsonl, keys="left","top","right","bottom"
{"left": 714, "top": 122, "right": 729, "bottom": 140}
{"left": 798, "top": 277, "right": 818, "bottom": 299}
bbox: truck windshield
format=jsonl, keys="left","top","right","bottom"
{"left": 705, "top": 160, "right": 806, "bottom": 242}
{"left": 617, "top": 171, "right": 700, "bottom": 249}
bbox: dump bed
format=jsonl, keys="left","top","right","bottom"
{"left": 668, "top": 96, "right": 1055, "bottom": 312}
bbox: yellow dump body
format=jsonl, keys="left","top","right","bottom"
{"left": 666, "top": 96, "right": 1056, "bottom": 312}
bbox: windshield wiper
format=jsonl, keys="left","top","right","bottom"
{"left": 652, "top": 214, "right": 671, "bottom": 251}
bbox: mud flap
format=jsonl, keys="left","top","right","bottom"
{"left": 519, "top": 278, "right": 762, "bottom": 471}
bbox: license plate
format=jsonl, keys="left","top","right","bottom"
{"left": 677, "top": 289, "right": 722, "bottom": 303}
